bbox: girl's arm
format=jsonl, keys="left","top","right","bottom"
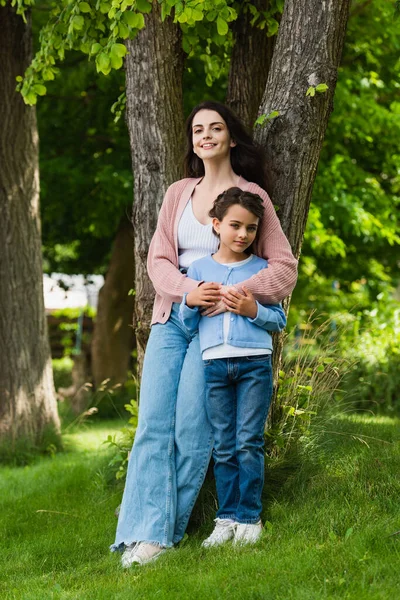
{"left": 235, "top": 185, "right": 298, "bottom": 303}
{"left": 179, "top": 294, "right": 201, "bottom": 333}
{"left": 248, "top": 303, "right": 287, "bottom": 332}
{"left": 147, "top": 181, "right": 201, "bottom": 298}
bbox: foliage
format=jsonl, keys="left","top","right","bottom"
{"left": 340, "top": 297, "right": 400, "bottom": 413}
{"left": 36, "top": 50, "right": 132, "bottom": 274}
{"left": 292, "top": 0, "right": 400, "bottom": 319}
{"left": 267, "top": 321, "right": 350, "bottom": 456}
{"left": 105, "top": 398, "right": 138, "bottom": 480}
{"left": 17, "top": 0, "right": 286, "bottom": 104}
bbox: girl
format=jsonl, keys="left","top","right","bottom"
{"left": 112, "top": 101, "right": 297, "bottom": 567}
{"left": 180, "top": 188, "right": 286, "bottom": 546}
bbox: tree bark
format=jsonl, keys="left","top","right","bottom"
{"left": 91, "top": 215, "right": 135, "bottom": 388}
{"left": 253, "top": 0, "right": 351, "bottom": 425}
{"left": 124, "top": 1, "right": 184, "bottom": 376}
{"left": 227, "top": 1, "right": 276, "bottom": 129}
{"left": 0, "top": 5, "right": 60, "bottom": 450}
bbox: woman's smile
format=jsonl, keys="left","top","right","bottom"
{"left": 192, "top": 109, "right": 235, "bottom": 160}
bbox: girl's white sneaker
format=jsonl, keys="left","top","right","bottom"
{"left": 233, "top": 521, "right": 263, "bottom": 545}
{"left": 121, "top": 542, "right": 166, "bottom": 567}
{"left": 201, "top": 518, "right": 237, "bottom": 547}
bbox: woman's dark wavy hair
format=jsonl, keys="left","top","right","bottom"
{"left": 209, "top": 187, "right": 265, "bottom": 253}
{"left": 184, "top": 101, "right": 269, "bottom": 192}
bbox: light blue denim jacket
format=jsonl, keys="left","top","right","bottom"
{"left": 179, "top": 254, "right": 286, "bottom": 354}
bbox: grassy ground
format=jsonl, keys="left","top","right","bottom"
{"left": 1, "top": 414, "right": 400, "bottom": 600}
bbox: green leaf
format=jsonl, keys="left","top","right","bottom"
{"left": 33, "top": 84, "right": 47, "bottom": 96}
{"left": 72, "top": 15, "right": 85, "bottom": 30}
{"left": 192, "top": 8, "right": 203, "bottom": 21}
{"left": 136, "top": 0, "right": 152, "bottom": 13}
{"left": 42, "top": 69, "right": 54, "bottom": 81}
{"left": 267, "top": 17, "right": 279, "bottom": 37}
{"left": 276, "top": 0, "right": 285, "bottom": 12}
{"left": 79, "top": 2, "right": 91, "bottom": 12}
{"left": 111, "top": 43, "right": 127, "bottom": 58}
{"left": 123, "top": 11, "right": 144, "bottom": 28}
{"left": 90, "top": 42, "right": 102, "bottom": 54}
{"left": 255, "top": 110, "right": 279, "bottom": 126}
{"left": 316, "top": 83, "right": 329, "bottom": 93}
{"left": 15, "top": 75, "right": 23, "bottom": 82}
{"left": 216, "top": 16, "right": 228, "bottom": 36}
{"left": 306, "top": 86, "right": 316, "bottom": 97}
{"left": 99, "top": 2, "right": 111, "bottom": 14}
{"left": 24, "top": 91, "right": 37, "bottom": 105}
{"left": 255, "top": 114, "right": 267, "bottom": 126}
{"left": 96, "top": 52, "right": 111, "bottom": 74}
{"left": 316, "top": 364, "right": 325, "bottom": 373}
{"left": 110, "top": 54, "right": 123, "bottom": 69}
{"left": 118, "top": 22, "right": 130, "bottom": 37}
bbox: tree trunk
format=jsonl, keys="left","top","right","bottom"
{"left": 226, "top": 1, "right": 276, "bottom": 129}
{"left": 253, "top": 0, "right": 351, "bottom": 425}
{"left": 0, "top": 5, "right": 60, "bottom": 451}
{"left": 124, "top": 1, "right": 184, "bottom": 376}
{"left": 91, "top": 215, "right": 135, "bottom": 388}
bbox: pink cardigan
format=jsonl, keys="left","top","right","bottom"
{"left": 147, "top": 177, "right": 298, "bottom": 325}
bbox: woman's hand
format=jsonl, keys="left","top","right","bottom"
{"left": 222, "top": 286, "right": 257, "bottom": 319}
{"left": 186, "top": 282, "right": 221, "bottom": 308}
{"left": 201, "top": 285, "right": 236, "bottom": 317}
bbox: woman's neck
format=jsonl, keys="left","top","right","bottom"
{"left": 201, "top": 158, "right": 239, "bottom": 191}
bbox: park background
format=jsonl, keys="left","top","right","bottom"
{"left": 1, "top": 0, "right": 400, "bottom": 598}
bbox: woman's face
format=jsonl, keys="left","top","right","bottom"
{"left": 191, "top": 109, "right": 236, "bottom": 162}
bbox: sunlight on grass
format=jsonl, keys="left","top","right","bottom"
{"left": 63, "top": 420, "right": 125, "bottom": 453}
{"left": 336, "top": 412, "right": 400, "bottom": 427}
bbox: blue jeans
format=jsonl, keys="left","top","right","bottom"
{"left": 111, "top": 304, "right": 213, "bottom": 549}
{"left": 204, "top": 355, "right": 273, "bottom": 524}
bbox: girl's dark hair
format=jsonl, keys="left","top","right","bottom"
{"left": 209, "top": 187, "right": 265, "bottom": 253}
{"left": 184, "top": 101, "right": 269, "bottom": 192}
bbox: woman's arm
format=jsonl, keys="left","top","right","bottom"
{"left": 147, "top": 181, "right": 201, "bottom": 298}
{"left": 236, "top": 184, "right": 298, "bottom": 303}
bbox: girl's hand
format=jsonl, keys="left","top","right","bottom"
{"left": 222, "top": 286, "right": 257, "bottom": 319}
{"left": 186, "top": 282, "right": 221, "bottom": 308}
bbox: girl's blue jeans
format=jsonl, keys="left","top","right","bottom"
{"left": 111, "top": 304, "right": 213, "bottom": 550}
{"left": 204, "top": 355, "right": 273, "bottom": 524}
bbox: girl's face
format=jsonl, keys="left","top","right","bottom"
{"left": 192, "top": 109, "right": 236, "bottom": 162}
{"left": 213, "top": 204, "right": 259, "bottom": 258}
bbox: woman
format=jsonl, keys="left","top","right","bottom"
{"left": 111, "top": 101, "right": 297, "bottom": 567}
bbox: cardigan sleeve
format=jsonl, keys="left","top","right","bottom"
{"left": 147, "top": 181, "right": 201, "bottom": 298}
{"left": 235, "top": 184, "right": 298, "bottom": 303}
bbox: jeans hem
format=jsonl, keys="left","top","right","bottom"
{"left": 110, "top": 538, "right": 174, "bottom": 552}
{"left": 235, "top": 518, "right": 262, "bottom": 525}
{"left": 217, "top": 514, "right": 237, "bottom": 521}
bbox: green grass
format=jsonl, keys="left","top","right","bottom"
{"left": 1, "top": 414, "right": 400, "bottom": 599}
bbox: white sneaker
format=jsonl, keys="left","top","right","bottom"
{"left": 121, "top": 542, "right": 166, "bottom": 567}
{"left": 201, "top": 518, "right": 237, "bottom": 548}
{"left": 234, "top": 521, "right": 263, "bottom": 545}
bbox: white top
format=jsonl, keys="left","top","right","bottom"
{"left": 202, "top": 255, "right": 271, "bottom": 360}
{"left": 177, "top": 198, "right": 219, "bottom": 269}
